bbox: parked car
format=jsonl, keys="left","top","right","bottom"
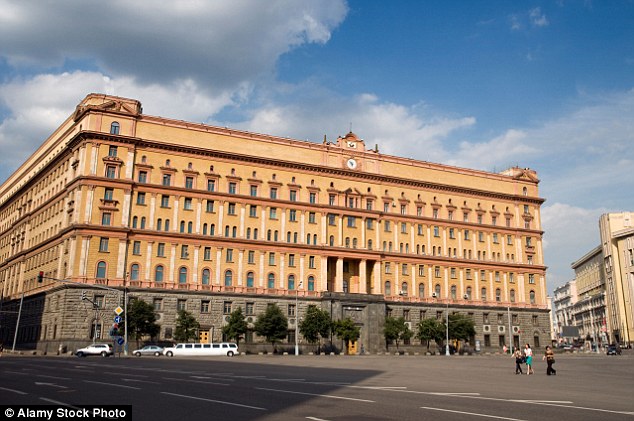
{"left": 163, "top": 342, "right": 238, "bottom": 357}
{"left": 607, "top": 344, "right": 622, "bottom": 356}
{"left": 75, "top": 343, "right": 113, "bottom": 357}
{"left": 133, "top": 345, "right": 164, "bottom": 357}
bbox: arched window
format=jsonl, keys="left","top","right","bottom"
{"left": 466, "top": 286, "right": 472, "bottom": 300}
{"left": 155, "top": 265, "right": 164, "bottom": 282}
{"left": 203, "top": 223, "right": 208, "bottom": 235}
{"left": 274, "top": 230, "right": 279, "bottom": 241}
{"left": 201, "top": 269, "right": 210, "bottom": 285}
{"left": 385, "top": 281, "right": 392, "bottom": 296}
{"left": 345, "top": 237, "right": 350, "bottom": 248}
{"left": 401, "top": 282, "right": 408, "bottom": 295}
{"left": 188, "top": 222, "right": 193, "bottom": 233}
{"left": 288, "top": 275, "right": 295, "bottom": 290}
{"left": 141, "top": 217, "right": 146, "bottom": 229}
{"left": 481, "top": 287, "right": 487, "bottom": 301}
{"left": 224, "top": 225, "right": 230, "bottom": 236}
{"left": 529, "top": 290, "right": 536, "bottom": 304}
{"left": 368, "top": 239, "right": 373, "bottom": 250}
{"left": 165, "top": 219, "right": 170, "bottom": 231}
{"left": 210, "top": 224, "right": 215, "bottom": 235}
{"left": 110, "top": 121, "right": 120, "bottom": 135}
{"left": 329, "top": 235, "right": 335, "bottom": 246}
{"left": 510, "top": 289, "right": 516, "bottom": 303}
{"left": 495, "top": 288, "right": 501, "bottom": 302}
{"left": 267, "top": 273, "right": 275, "bottom": 289}
{"left": 418, "top": 283, "right": 425, "bottom": 297}
{"left": 267, "top": 230, "right": 272, "bottom": 241}
{"left": 132, "top": 216, "right": 138, "bottom": 228}
{"left": 96, "top": 261, "right": 107, "bottom": 279}
{"left": 254, "top": 228, "right": 259, "bottom": 240}
{"left": 247, "top": 228, "right": 251, "bottom": 239}
{"left": 308, "top": 275, "right": 315, "bottom": 291}
{"left": 246, "top": 272, "right": 254, "bottom": 288}
{"left": 178, "top": 267, "right": 187, "bottom": 283}
{"left": 353, "top": 238, "right": 358, "bottom": 248}
{"left": 157, "top": 219, "right": 163, "bottom": 231}
{"left": 232, "top": 226, "right": 237, "bottom": 237}
{"left": 180, "top": 221, "right": 186, "bottom": 233}
{"left": 224, "top": 270, "right": 233, "bottom": 286}
{"left": 451, "top": 285, "right": 457, "bottom": 300}
{"left": 130, "top": 264, "right": 140, "bottom": 281}
{"left": 435, "top": 284, "right": 441, "bottom": 297}
{"left": 287, "top": 231, "right": 291, "bottom": 242}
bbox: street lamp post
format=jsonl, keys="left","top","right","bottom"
{"left": 295, "top": 280, "right": 303, "bottom": 356}
{"left": 445, "top": 301, "right": 450, "bottom": 356}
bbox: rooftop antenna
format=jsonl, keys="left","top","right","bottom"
{"left": 349, "top": 122, "right": 352, "bottom": 133}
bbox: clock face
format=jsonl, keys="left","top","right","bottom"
{"left": 346, "top": 158, "right": 357, "bottom": 169}
{"left": 347, "top": 141, "right": 357, "bottom": 148}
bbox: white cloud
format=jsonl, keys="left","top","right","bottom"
{"left": 529, "top": 7, "right": 549, "bottom": 27}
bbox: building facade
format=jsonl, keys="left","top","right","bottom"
{"left": 552, "top": 280, "right": 577, "bottom": 343}
{"left": 0, "top": 94, "right": 550, "bottom": 354}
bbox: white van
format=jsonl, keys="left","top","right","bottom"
{"left": 163, "top": 342, "right": 238, "bottom": 357}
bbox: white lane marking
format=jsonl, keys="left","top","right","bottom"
{"left": 431, "top": 392, "right": 482, "bottom": 396}
{"left": 421, "top": 406, "right": 527, "bottom": 421}
{"left": 83, "top": 380, "right": 140, "bottom": 390}
{"left": 306, "top": 417, "right": 331, "bottom": 421}
{"left": 36, "top": 374, "right": 71, "bottom": 381}
{"left": 161, "top": 391, "right": 266, "bottom": 410}
{"left": 269, "top": 378, "right": 306, "bottom": 382}
{"left": 256, "top": 387, "right": 375, "bottom": 403}
{"left": 40, "top": 398, "right": 81, "bottom": 409}
{"left": 105, "top": 372, "right": 148, "bottom": 378}
{"left": 5, "top": 370, "right": 29, "bottom": 376}
{"left": 190, "top": 375, "right": 235, "bottom": 381}
{"left": 35, "top": 382, "right": 67, "bottom": 389}
{"left": 513, "top": 399, "right": 572, "bottom": 404}
{"left": 163, "top": 377, "right": 230, "bottom": 386}
{"left": 0, "top": 386, "right": 27, "bottom": 395}
{"left": 122, "top": 378, "right": 160, "bottom": 384}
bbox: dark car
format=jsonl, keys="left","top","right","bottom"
{"left": 607, "top": 344, "right": 621, "bottom": 355}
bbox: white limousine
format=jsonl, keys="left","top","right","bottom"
{"left": 163, "top": 342, "right": 239, "bottom": 357}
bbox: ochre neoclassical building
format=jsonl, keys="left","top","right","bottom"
{"left": 0, "top": 94, "right": 549, "bottom": 354}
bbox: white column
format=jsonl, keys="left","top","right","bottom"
{"left": 145, "top": 243, "right": 153, "bottom": 281}
{"left": 359, "top": 260, "right": 367, "bottom": 294}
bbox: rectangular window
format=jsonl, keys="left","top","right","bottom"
{"left": 309, "top": 192, "right": 316, "bottom": 204}
{"left": 366, "top": 200, "right": 373, "bottom": 210}
{"left": 223, "top": 301, "right": 232, "bottom": 314}
{"left": 228, "top": 182, "right": 237, "bottom": 194}
{"left": 493, "top": 233, "right": 498, "bottom": 244}
{"left": 417, "top": 224, "right": 423, "bottom": 235}
{"left": 207, "top": 179, "right": 216, "bottom": 192}
{"left": 464, "top": 229, "right": 470, "bottom": 240}
{"left": 401, "top": 222, "right": 407, "bottom": 233}
{"left": 157, "top": 243, "right": 165, "bottom": 257}
{"left": 204, "top": 247, "right": 212, "bottom": 261}
{"left": 290, "top": 190, "right": 297, "bottom": 201}
{"left": 288, "top": 304, "right": 296, "bottom": 317}
{"left": 270, "top": 188, "right": 278, "bottom": 199}
{"left": 385, "top": 263, "right": 391, "bottom": 274}
{"left": 227, "top": 203, "right": 236, "bottom": 215}
{"left": 448, "top": 210, "right": 454, "bottom": 221}
{"left": 435, "top": 266, "right": 441, "bottom": 277}
{"left": 433, "top": 226, "right": 440, "bottom": 237}
{"left": 181, "top": 245, "right": 189, "bottom": 259}
{"left": 269, "top": 207, "right": 277, "bottom": 219}
{"left": 108, "top": 145, "right": 117, "bottom": 157}
{"left": 451, "top": 268, "right": 457, "bottom": 278}
{"left": 417, "top": 206, "right": 423, "bottom": 217}
{"left": 366, "top": 218, "right": 374, "bottom": 230}
{"left": 328, "top": 214, "right": 336, "bottom": 226}
{"left": 201, "top": 301, "right": 210, "bottom": 313}
{"left": 347, "top": 216, "right": 356, "bottom": 228}
{"left": 507, "top": 235, "right": 513, "bottom": 245}
{"left": 248, "top": 250, "right": 255, "bottom": 264}
{"left": 136, "top": 192, "right": 146, "bottom": 205}
{"left": 161, "top": 195, "right": 169, "bottom": 207}
{"left": 399, "top": 204, "right": 406, "bottom": 215}
{"left": 466, "top": 268, "right": 472, "bottom": 280}
{"left": 177, "top": 299, "right": 187, "bottom": 311}
{"left": 132, "top": 241, "right": 141, "bottom": 255}
{"left": 106, "top": 165, "right": 116, "bottom": 179}
{"left": 479, "top": 232, "right": 484, "bottom": 242}
{"left": 226, "top": 249, "right": 233, "bottom": 263}
{"left": 289, "top": 209, "right": 297, "bottom": 222}
{"left": 101, "top": 213, "right": 111, "bottom": 226}
{"left": 153, "top": 298, "right": 163, "bottom": 311}
{"left": 206, "top": 200, "right": 215, "bottom": 213}
{"left": 246, "top": 302, "right": 254, "bottom": 315}
{"left": 418, "top": 265, "right": 425, "bottom": 277}
{"left": 99, "top": 237, "right": 109, "bottom": 252}
{"left": 288, "top": 254, "right": 295, "bottom": 267}
{"left": 384, "top": 221, "right": 391, "bottom": 232}
{"left": 268, "top": 252, "right": 276, "bottom": 266}
{"left": 449, "top": 228, "right": 455, "bottom": 239}
{"left": 529, "top": 274, "right": 535, "bottom": 284}
{"left": 308, "top": 212, "right": 316, "bottom": 224}
{"left": 329, "top": 195, "right": 335, "bottom": 206}
{"left": 104, "top": 188, "right": 114, "bottom": 201}
{"left": 250, "top": 185, "right": 258, "bottom": 197}
{"left": 249, "top": 205, "right": 257, "bottom": 217}
{"left": 433, "top": 208, "right": 439, "bottom": 219}
{"left": 162, "top": 174, "right": 171, "bottom": 186}
{"left": 184, "top": 197, "right": 193, "bottom": 210}
{"left": 309, "top": 256, "right": 316, "bottom": 269}
{"left": 185, "top": 177, "right": 194, "bottom": 189}
{"left": 402, "top": 263, "right": 409, "bottom": 275}
{"left": 384, "top": 202, "right": 390, "bottom": 212}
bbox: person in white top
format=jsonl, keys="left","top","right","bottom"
{"left": 524, "top": 343, "right": 534, "bottom": 375}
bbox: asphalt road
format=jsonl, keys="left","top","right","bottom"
{"left": 1, "top": 352, "right": 633, "bottom": 421}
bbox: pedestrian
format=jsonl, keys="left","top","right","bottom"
{"left": 524, "top": 343, "right": 534, "bottom": 375}
{"left": 0, "top": 342, "right": 3, "bottom": 357}
{"left": 503, "top": 344, "right": 508, "bottom": 354}
{"left": 514, "top": 349, "right": 524, "bottom": 375}
{"left": 543, "top": 345, "right": 556, "bottom": 375}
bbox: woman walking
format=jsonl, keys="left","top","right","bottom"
{"left": 543, "top": 345, "right": 556, "bottom": 375}
{"left": 524, "top": 343, "right": 534, "bottom": 375}
{"left": 514, "top": 349, "right": 524, "bottom": 374}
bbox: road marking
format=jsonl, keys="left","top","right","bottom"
{"left": 106, "top": 372, "right": 148, "bottom": 378}
{"left": 83, "top": 380, "right": 140, "bottom": 390}
{"left": 0, "top": 386, "right": 27, "bottom": 395}
{"left": 40, "top": 398, "right": 82, "bottom": 409}
{"left": 5, "top": 370, "right": 29, "bottom": 376}
{"left": 306, "top": 417, "right": 331, "bottom": 421}
{"left": 35, "top": 382, "right": 67, "bottom": 389}
{"left": 36, "top": 374, "right": 71, "bottom": 381}
{"left": 431, "top": 392, "right": 482, "bottom": 396}
{"left": 163, "top": 377, "right": 230, "bottom": 386}
{"left": 190, "top": 375, "right": 235, "bottom": 381}
{"left": 350, "top": 386, "right": 408, "bottom": 390}
{"left": 421, "top": 406, "right": 527, "bottom": 421}
{"left": 122, "top": 378, "right": 160, "bottom": 384}
{"left": 161, "top": 391, "right": 266, "bottom": 410}
{"left": 256, "top": 387, "right": 375, "bottom": 403}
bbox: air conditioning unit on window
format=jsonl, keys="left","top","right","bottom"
{"left": 483, "top": 324, "right": 491, "bottom": 333}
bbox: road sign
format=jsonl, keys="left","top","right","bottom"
{"left": 114, "top": 306, "right": 124, "bottom": 315}
{"left": 114, "top": 315, "right": 122, "bottom": 323}
{"left": 117, "top": 337, "right": 125, "bottom": 345}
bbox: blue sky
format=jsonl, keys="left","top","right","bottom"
{"left": 1, "top": 0, "right": 633, "bottom": 293}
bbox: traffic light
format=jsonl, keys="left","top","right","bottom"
{"left": 37, "top": 271, "right": 44, "bottom": 283}
{"left": 81, "top": 291, "right": 87, "bottom": 301}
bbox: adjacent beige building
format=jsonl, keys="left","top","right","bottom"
{"left": 0, "top": 93, "right": 550, "bottom": 354}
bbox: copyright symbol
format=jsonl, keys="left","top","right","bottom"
{"left": 5, "top": 408, "right": 14, "bottom": 418}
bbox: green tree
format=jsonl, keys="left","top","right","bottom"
{"left": 299, "top": 305, "right": 332, "bottom": 351}
{"left": 174, "top": 309, "right": 200, "bottom": 343}
{"left": 416, "top": 318, "right": 445, "bottom": 351}
{"left": 124, "top": 299, "right": 160, "bottom": 348}
{"left": 383, "top": 316, "right": 412, "bottom": 350}
{"left": 222, "top": 307, "right": 248, "bottom": 346}
{"left": 448, "top": 313, "right": 476, "bottom": 342}
{"left": 253, "top": 304, "right": 288, "bottom": 352}
{"left": 333, "top": 317, "right": 360, "bottom": 354}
